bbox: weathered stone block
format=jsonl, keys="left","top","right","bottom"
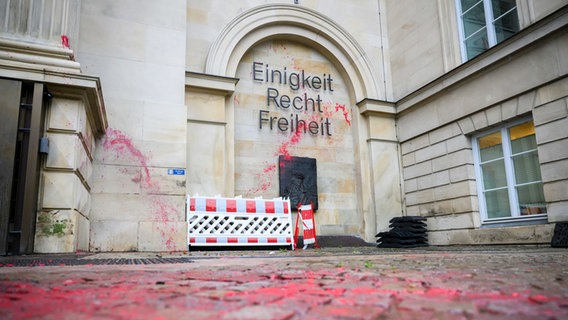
{"left": 404, "top": 178, "right": 418, "bottom": 193}
{"left": 429, "top": 123, "right": 462, "bottom": 145}
{"left": 427, "top": 213, "right": 475, "bottom": 231}
{"left": 537, "top": 139, "right": 568, "bottom": 163}
{"left": 402, "top": 152, "right": 416, "bottom": 167}
{"left": 34, "top": 210, "right": 79, "bottom": 253}
{"left": 535, "top": 77, "right": 568, "bottom": 106}
{"left": 415, "top": 141, "right": 446, "bottom": 163}
{"left": 540, "top": 160, "right": 568, "bottom": 182}
{"left": 534, "top": 223, "right": 554, "bottom": 243}
{"left": 143, "top": 102, "right": 187, "bottom": 143}
{"left": 48, "top": 98, "right": 80, "bottom": 132}
{"left": 417, "top": 171, "right": 450, "bottom": 190}
{"left": 432, "top": 149, "right": 473, "bottom": 172}
{"left": 446, "top": 134, "right": 470, "bottom": 153}
{"left": 517, "top": 90, "right": 536, "bottom": 115}
{"left": 368, "top": 116, "right": 397, "bottom": 141}
{"left": 45, "top": 133, "right": 77, "bottom": 169}
{"left": 186, "top": 91, "right": 226, "bottom": 123}
{"left": 403, "top": 161, "right": 431, "bottom": 179}
{"left": 470, "top": 225, "right": 550, "bottom": 244}
{"left": 535, "top": 117, "right": 568, "bottom": 144}
{"left": 433, "top": 180, "right": 476, "bottom": 201}
{"left": 401, "top": 134, "right": 429, "bottom": 155}
{"left": 457, "top": 117, "right": 475, "bottom": 135}
{"left": 471, "top": 112, "right": 488, "bottom": 131}
{"left": 533, "top": 98, "right": 568, "bottom": 125}
{"left": 90, "top": 194, "right": 145, "bottom": 221}
{"left": 42, "top": 172, "right": 82, "bottom": 209}
{"left": 449, "top": 164, "right": 475, "bottom": 183}
{"left": 447, "top": 229, "right": 474, "bottom": 245}
{"left": 485, "top": 104, "right": 502, "bottom": 126}
{"left": 547, "top": 201, "right": 568, "bottom": 223}
{"left": 138, "top": 221, "right": 187, "bottom": 252}
{"left": 501, "top": 99, "right": 518, "bottom": 121}
{"left": 405, "top": 188, "right": 435, "bottom": 206}
{"left": 427, "top": 230, "right": 451, "bottom": 245}
{"left": 90, "top": 221, "right": 139, "bottom": 252}
{"left": 91, "top": 164, "right": 142, "bottom": 195}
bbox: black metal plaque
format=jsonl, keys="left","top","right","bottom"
{"left": 279, "top": 156, "right": 318, "bottom": 211}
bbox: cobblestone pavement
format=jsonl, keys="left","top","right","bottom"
{"left": 1, "top": 246, "right": 567, "bottom": 319}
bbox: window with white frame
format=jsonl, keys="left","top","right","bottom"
{"left": 473, "top": 119, "right": 547, "bottom": 225}
{"left": 456, "top": 0, "right": 520, "bottom": 61}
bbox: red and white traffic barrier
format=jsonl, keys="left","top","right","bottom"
{"left": 294, "top": 202, "right": 320, "bottom": 249}
{"left": 187, "top": 196, "right": 294, "bottom": 248}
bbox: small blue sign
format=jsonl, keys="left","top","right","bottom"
{"left": 168, "top": 169, "right": 185, "bottom": 175}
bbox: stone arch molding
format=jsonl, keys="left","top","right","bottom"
{"left": 205, "top": 4, "right": 382, "bottom": 101}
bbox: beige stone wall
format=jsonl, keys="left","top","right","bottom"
{"left": 186, "top": 0, "right": 389, "bottom": 98}
{"left": 385, "top": 0, "right": 450, "bottom": 100}
{"left": 78, "top": 1, "right": 188, "bottom": 252}
{"left": 27, "top": 0, "right": 565, "bottom": 252}
{"left": 399, "top": 21, "right": 568, "bottom": 244}
{"left": 232, "top": 40, "right": 361, "bottom": 236}
{"left": 185, "top": 2, "right": 401, "bottom": 243}
{"left": 385, "top": 0, "right": 568, "bottom": 101}
{"left": 533, "top": 79, "right": 568, "bottom": 223}
{"left": 34, "top": 98, "right": 94, "bottom": 253}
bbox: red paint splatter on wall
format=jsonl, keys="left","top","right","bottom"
{"left": 247, "top": 163, "right": 278, "bottom": 195}
{"left": 61, "top": 35, "right": 70, "bottom": 48}
{"left": 277, "top": 122, "right": 304, "bottom": 160}
{"left": 335, "top": 104, "right": 351, "bottom": 126}
{"left": 246, "top": 122, "right": 307, "bottom": 196}
{"left": 102, "top": 128, "right": 178, "bottom": 251}
{"left": 103, "top": 128, "right": 155, "bottom": 191}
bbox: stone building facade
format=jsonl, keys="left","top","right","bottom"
{"left": 0, "top": 0, "right": 566, "bottom": 254}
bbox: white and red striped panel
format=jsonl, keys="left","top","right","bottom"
{"left": 189, "top": 236, "right": 292, "bottom": 245}
{"left": 187, "top": 196, "right": 294, "bottom": 248}
{"left": 189, "top": 197, "right": 290, "bottom": 214}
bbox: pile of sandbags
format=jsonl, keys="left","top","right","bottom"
{"left": 376, "top": 216, "right": 428, "bottom": 248}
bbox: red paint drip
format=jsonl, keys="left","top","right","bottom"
{"left": 61, "top": 35, "right": 70, "bottom": 49}
{"left": 103, "top": 128, "right": 154, "bottom": 191}
{"left": 102, "top": 128, "right": 177, "bottom": 251}
{"left": 335, "top": 104, "right": 351, "bottom": 126}
{"left": 247, "top": 163, "right": 277, "bottom": 196}
{"left": 277, "top": 122, "right": 304, "bottom": 160}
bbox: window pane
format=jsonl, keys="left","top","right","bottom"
{"left": 512, "top": 151, "right": 542, "bottom": 184}
{"left": 494, "top": 9, "right": 520, "bottom": 42}
{"left": 485, "top": 188, "right": 511, "bottom": 218}
{"left": 479, "top": 131, "right": 503, "bottom": 161}
{"left": 491, "top": 0, "right": 516, "bottom": 18}
{"left": 509, "top": 121, "right": 536, "bottom": 154}
{"left": 481, "top": 159, "right": 507, "bottom": 189}
{"left": 517, "top": 183, "right": 547, "bottom": 215}
{"left": 462, "top": 2, "right": 487, "bottom": 38}
{"left": 465, "top": 29, "right": 489, "bottom": 59}
{"left": 461, "top": 0, "right": 482, "bottom": 13}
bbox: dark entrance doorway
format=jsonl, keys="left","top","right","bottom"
{"left": 0, "top": 80, "right": 46, "bottom": 255}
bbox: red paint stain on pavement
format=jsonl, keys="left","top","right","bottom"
{"left": 2, "top": 266, "right": 568, "bottom": 319}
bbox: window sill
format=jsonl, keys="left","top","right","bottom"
{"left": 481, "top": 214, "right": 548, "bottom": 228}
